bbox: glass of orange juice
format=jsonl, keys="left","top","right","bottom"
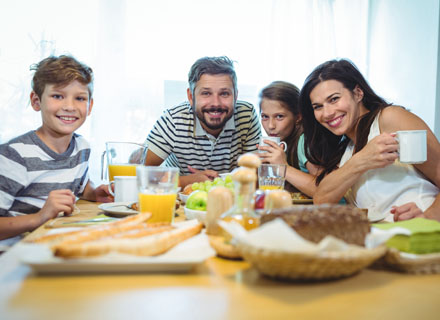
{"left": 258, "top": 164, "right": 287, "bottom": 190}
{"left": 102, "top": 142, "right": 147, "bottom": 196}
{"left": 136, "top": 166, "right": 179, "bottom": 223}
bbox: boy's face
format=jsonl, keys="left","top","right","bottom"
{"left": 30, "top": 80, "right": 93, "bottom": 138}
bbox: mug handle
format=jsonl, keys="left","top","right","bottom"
{"left": 279, "top": 141, "right": 287, "bottom": 152}
{"left": 108, "top": 181, "right": 115, "bottom": 196}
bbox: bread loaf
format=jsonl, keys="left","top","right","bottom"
{"left": 260, "top": 204, "right": 370, "bottom": 246}
{"left": 54, "top": 222, "right": 203, "bottom": 258}
{"left": 30, "top": 212, "right": 153, "bottom": 245}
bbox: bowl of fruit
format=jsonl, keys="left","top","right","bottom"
{"left": 182, "top": 175, "right": 235, "bottom": 222}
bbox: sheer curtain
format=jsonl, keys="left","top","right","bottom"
{"left": 0, "top": 0, "right": 395, "bottom": 185}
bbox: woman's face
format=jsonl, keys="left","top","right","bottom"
{"left": 309, "top": 79, "right": 367, "bottom": 140}
{"left": 260, "top": 98, "right": 298, "bottom": 141}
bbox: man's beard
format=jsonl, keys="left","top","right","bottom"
{"left": 193, "top": 100, "right": 234, "bottom": 131}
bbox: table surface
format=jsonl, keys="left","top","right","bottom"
{"left": 1, "top": 200, "right": 440, "bottom": 320}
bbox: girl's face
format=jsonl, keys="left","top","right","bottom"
{"left": 260, "top": 98, "right": 298, "bottom": 141}
{"left": 309, "top": 79, "right": 367, "bottom": 141}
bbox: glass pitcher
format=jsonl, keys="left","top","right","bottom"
{"left": 101, "top": 142, "right": 147, "bottom": 185}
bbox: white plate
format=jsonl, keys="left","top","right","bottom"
{"left": 18, "top": 228, "right": 215, "bottom": 274}
{"left": 98, "top": 202, "right": 138, "bottom": 217}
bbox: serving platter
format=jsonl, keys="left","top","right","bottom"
{"left": 18, "top": 232, "right": 215, "bottom": 274}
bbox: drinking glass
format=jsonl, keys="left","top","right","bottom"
{"left": 137, "top": 166, "right": 179, "bottom": 223}
{"left": 258, "top": 164, "right": 287, "bottom": 190}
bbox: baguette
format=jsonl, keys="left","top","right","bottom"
{"left": 30, "top": 212, "right": 152, "bottom": 245}
{"left": 54, "top": 222, "right": 203, "bottom": 258}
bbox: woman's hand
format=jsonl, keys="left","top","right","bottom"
{"left": 354, "top": 132, "right": 399, "bottom": 171}
{"left": 391, "top": 202, "right": 424, "bottom": 221}
{"left": 257, "top": 140, "right": 288, "bottom": 165}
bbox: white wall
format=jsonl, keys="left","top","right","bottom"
{"left": 367, "top": 0, "right": 440, "bottom": 137}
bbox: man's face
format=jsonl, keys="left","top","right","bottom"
{"left": 188, "top": 74, "right": 235, "bottom": 137}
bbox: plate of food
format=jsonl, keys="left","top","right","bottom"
{"left": 291, "top": 192, "right": 313, "bottom": 204}
{"left": 19, "top": 216, "right": 214, "bottom": 274}
{"left": 98, "top": 202, "right": 138, "bottom": 217}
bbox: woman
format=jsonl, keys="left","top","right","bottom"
{"left": 258, "top": 81, "right": 319, "bottom": 197}
{"left": 299, "top": 59, "right": 440, "bottom": 221}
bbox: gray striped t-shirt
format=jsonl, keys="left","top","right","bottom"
{"left": 145, "top": 100, "right": 261, "bottom": 175}
{"left": 0, "top": 131, "right": 90, "bottom": 216}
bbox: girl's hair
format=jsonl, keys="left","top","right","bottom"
{"left": 259, "top": 81, "right": 302, "bottom": 169}
{"left": 299, "top": 59, "right": 390, "bottom": 184}
{"left": 30, "top": 55, "right": 94, "bottom": 99}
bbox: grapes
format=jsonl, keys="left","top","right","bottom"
{"left": 191, "top": 175, "right": 234, "bottom": 193}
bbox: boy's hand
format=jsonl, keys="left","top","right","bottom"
{"left": 36, "top": 189, "right": 76, "bottom": 225}
{"left": 94, "top": 184, "right": 114, "bottom": 203}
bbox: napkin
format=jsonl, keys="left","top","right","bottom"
{"left": 372, "top": 218, "right": 440, "bottom": 254}
{"left": 218, "top": 218, "right": 368, "bottom": 253}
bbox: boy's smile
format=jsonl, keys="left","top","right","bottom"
{"left": 30, "top": 80, "right": 93, "bottom": 153}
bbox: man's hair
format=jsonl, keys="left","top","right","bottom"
{"left": 30, "top": 55, "right": 94, "bottom": 99}
{"left": 188, "top": 56, "right": 237, "bottom": 97}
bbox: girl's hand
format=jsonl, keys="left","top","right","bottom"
{"left": 391, "top": 202, "right": 424, "bottom": 221}
{"left": 355, "top": 133, "right": 399, "bottom": 171}
{"left": 257, "top": 140, "right": 288, "bottom": 165}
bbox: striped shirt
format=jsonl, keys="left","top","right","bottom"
{"left": 0, "top": 131, "right": 90, "bottom": 217}
{"left": 145, "top": 100, "right": 261, "bottom": 175}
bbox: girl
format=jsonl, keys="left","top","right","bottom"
{"left": 258, "top": 81, "right": 319, "bottom": 197}
{"left": 299, "top": 59, "right": 440, "bottom": 221}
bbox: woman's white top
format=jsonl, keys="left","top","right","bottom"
{"left": 339, "top": 112, "right": 439, "bottom": 221}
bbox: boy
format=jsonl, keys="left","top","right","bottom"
{"left": 0, "top": 55, "right": 112, "bottom": 240}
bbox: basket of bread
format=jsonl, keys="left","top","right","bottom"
{"left": 219, "top": 204, "right": 387, "bottom": 280}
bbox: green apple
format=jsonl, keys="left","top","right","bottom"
{"left": 186, "top": 190, "right": 208, "bottom": 211}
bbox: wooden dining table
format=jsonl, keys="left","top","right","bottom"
{"left": 1, "top": 200, "right": 440, "bottom": 320}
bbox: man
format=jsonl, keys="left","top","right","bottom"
{"left": 144, "top": 56, "right": 261, "bottom": 187}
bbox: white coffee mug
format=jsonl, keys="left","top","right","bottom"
{"left": 396, "top": 130, "right": 427, "bottom": 164}
{"left": 259, "top": 136, "right": 287, "bottom": 152}
{"left": 109, "top": 176, "right": 138, "bottom": 202}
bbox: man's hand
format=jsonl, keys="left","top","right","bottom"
{"left": 187, "top": 166, "right": 219, "bottom": 180}
{"left": 36, "top": 189, "right": 76, "bottom": 225}
{"left": 94, "top": 184, "right": 114, "bottom": 203}
{"left": 391, "top": 202, "right": 424, "bottom": 221}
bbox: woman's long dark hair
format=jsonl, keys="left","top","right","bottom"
{"left": 259, "top": 81, "right": 302, "bottom": 169}
{"left": 299, "top": 59, "right": 390, "bottom": 185}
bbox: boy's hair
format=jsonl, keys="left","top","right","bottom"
{"left": 30, "top": 55, "right": 94, "bottom": 99}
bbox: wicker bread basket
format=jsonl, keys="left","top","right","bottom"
{"left": 381, "top": 248, "right": 440, "bottom": 274}
{"left": 208, "top": 235, "right": 242, "bottom": 259}
{"left": 237, "top": 242, "right": 387, "bottom": 280}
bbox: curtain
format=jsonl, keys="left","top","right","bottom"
{"left": 0, "top": 0, "right": 392, "bottom": 184}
